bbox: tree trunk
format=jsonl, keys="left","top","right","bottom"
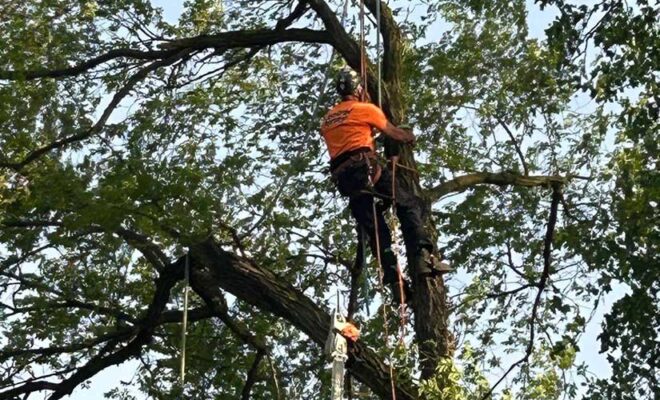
{"left": 388, "top": 134, "right": 454, "bottom": 379}
{"left": 367, "top": 0, "right": 454, "bottom": 378}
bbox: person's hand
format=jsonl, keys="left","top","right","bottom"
{"left": 398, "top": 125, "right": 415, "bottom": 145}
{"left": 382, "top": 122, "right": 415, "bottom": 145}
{"left": 399, "top": 124, "right": 415, "bottom": 145}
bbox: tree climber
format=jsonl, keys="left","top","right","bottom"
{"left": 320, "top": 67, "right": 448, "bottom": 305}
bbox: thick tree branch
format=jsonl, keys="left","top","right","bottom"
{"left": 115, "top": 227, "right": 169, "bottom": 272}
{"left": 0, "top": 381, "right": 60, "bottom": 399}
{"left": 306, "top": 0, "right": 360, "bottom": 66}
{"left": 159, "top": 28, "right": 331, "bottom": 51}
{"left": 1, "top": 28, "right": 328, "bottom": 171}
{"left": 429, "top": 171, "right": 567, "bottom": 202}
{"left": 308, "top": 0, "right": 400, "bottom": 118}
{"left": 159, "top": 306, "right": 213, "bottom": 324}
{"left": 0, "top": 49, "right": 176, "bottom": 80}
{"left": 0, "top": 13, "right": 322, "bottom": 81}
{"left": 188, "top": 238, "right": 417, "bottom": 400}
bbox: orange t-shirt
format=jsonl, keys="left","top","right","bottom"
{"left": 320, "top": 100, "right": 388, "bottom": 160}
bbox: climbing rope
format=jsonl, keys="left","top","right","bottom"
{"left": 359, "top": 0, "right": 368, "bottom": 101}
{"left": 357, "top": 1, "right": 402, "bottom": 398}
{"left": 365, "top": 0, "right": 408, "bottom": 338}
{"left": 180, "top": 253, "right": 191, "bottom": 386}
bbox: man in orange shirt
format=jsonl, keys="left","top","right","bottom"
{"left": 321, "top": 68, "right": 447, "bottom": 305}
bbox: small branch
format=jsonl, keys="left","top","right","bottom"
{"left": 241, "top": 350, "right": 265, "bottom": 400}
{"left": 189, "top": 277, "right": 268, "bottom": 353}
{"left": 0, "top": 220, "right": 63, "bottom": 228}
{"left": 484, "top": 283, "right": 535, "bottom": 299}
{"left": 348, "top": 225, "right": 366, "bottom": 319}
{"left": 6, "top": 299, "right": 136, "bottom": 323}
{"left": 275, "top": 1, "right": 310, "bottom": 31}
{"left": 504, "top": 240, "right": 527, "bottom": 279}
{"left": 2, "top": 219, "right": 168, "bottom": 273}
{"left": 496, "top": 117, "right": 529, "bottom": 176}
{"left": 0, "top": 328, "right": 134, "bottom": 363}
{"left": 481, "top": 186, "right": 561, "bottom": 399}
{"left": 266, "top": 355, "right": 283, "bottom": 400}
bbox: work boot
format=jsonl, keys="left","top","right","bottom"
{"left": 388, "top": 280, "right": 413, "bottom": 306}
{"left": 416, "top": 248, "right": 452, "bottom": 277}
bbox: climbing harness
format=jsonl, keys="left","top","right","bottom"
{"left": 179, "top": 254, "right": 191, "bottom": 386}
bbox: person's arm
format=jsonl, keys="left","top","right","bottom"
{"left": 360, "top": 103, "right": 415, "bottom": 144}
{"left": 381, "top": 121, "right": 415, "bottom": 144}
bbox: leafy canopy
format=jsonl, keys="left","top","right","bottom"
{"left": 0, "top": 1, "right": 657, "bottom": 399}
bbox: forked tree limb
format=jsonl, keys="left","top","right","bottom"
{"left": 194, "top": 285, "right": 269, "bottom": 353}
{"left": 188, "top": 238, "right": 417, "bottom": 400}
{"left": 495, "top": 117, "right": 530, "bottom": 176}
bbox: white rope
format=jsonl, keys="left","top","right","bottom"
{"left": 376, "top": 0, "right": 382, "bottom": 108}
{"left": 180, "top": 253, "right": 191, "bottom": 385}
